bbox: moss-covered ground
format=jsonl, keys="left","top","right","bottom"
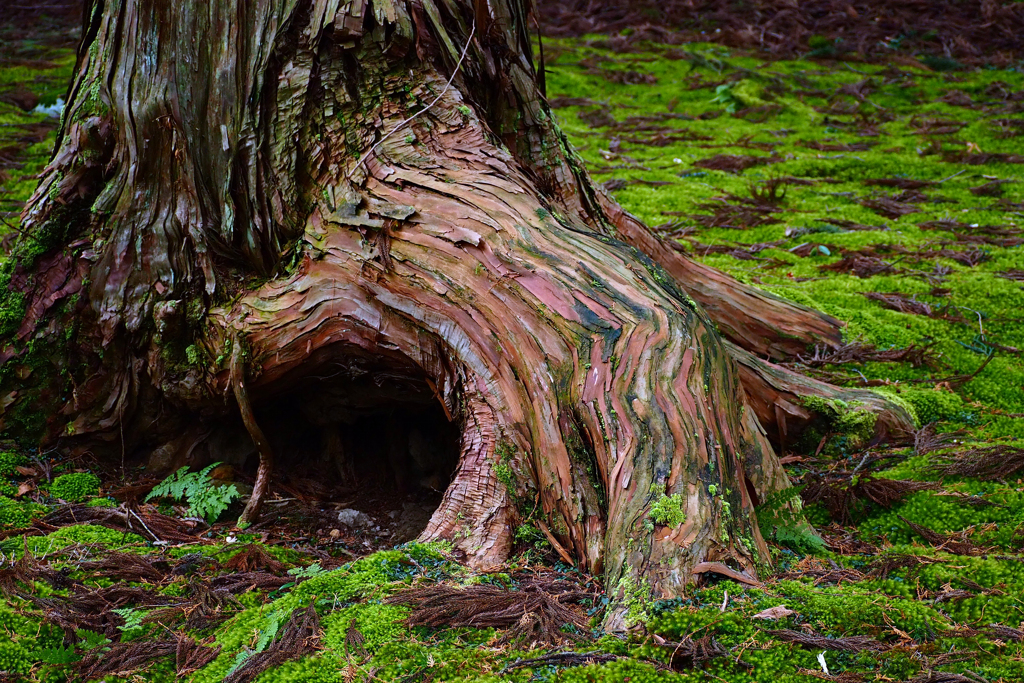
{"left": 0, "top": 12, "right": 75, "bottom": 239}
{"left": 3, "top": 17, "right": 1024, "bottom": 683}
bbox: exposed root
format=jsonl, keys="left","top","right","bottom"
{"left": 232, "top": 337, "right": 275, "bottom": 527}
{"left": 728, "top": 341, "right": 916, "bottom": 448}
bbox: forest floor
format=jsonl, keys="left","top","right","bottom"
{"left": 2, "top": 4, "right": 1024, "bottom": 683}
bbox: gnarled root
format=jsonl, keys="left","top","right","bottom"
{"left": 729, "top": 342, "right": 916, "bottom": 451}
{"left": 201, "top": 113, "right": 786, "bottom": 613}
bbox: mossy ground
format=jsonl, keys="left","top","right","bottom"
{"left": 0, "top": 28, "right": 74, "bottom": 240}
{"left": 3, "top": 19, "right": 1024, "bottom": 683}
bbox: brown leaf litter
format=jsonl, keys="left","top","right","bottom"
{"left": 908, "top": 673, "right": 990, "bottom": 683}
{"left": 927, "top": 444, "right": 1024, "bottom": 481}
{"left": 766, "top": 629, "right": 884, "bottom": 652}
{"left": 38, "top": 503, "right": 203, "bottom": 544}
{"left": 654, "top": 634, "right": 735, "bottom": 670}
{"left": 862, "top": 292, "right": 967, "bottom": 323}
{"left": 777, "top": 557, "right": 865, "bottom": 586}
{"left": 222, "top": 544, "right": 288, "bottom": 574}
{"left": 540, "top": 0, "right": 1024, "bottom": 69}
{"left": 942, "top": 152, "right": 1024, "bottom": 165}
{"left": 694, "top": 153, "right": 778, "bottom": 173}
{"left": 503, "top": 651, "right": 624, "bottom": 672}
{"left": 797, "top": 341, "right": 939, "bottom": 369}
{"left": 386, "top": 571, "right": 597, "bottom": 647}
{"left": 899, "top": 516, "right": 988, "bottom": 556}
{"left": 801, "top": 473, "right": 937, "bottom": 525}
{"left": 913, "top": 424, "right": 965, "bottom": 456}
{"left": 858, "top": 196, "right": 921, "bottom": 220}
{"left": 76, "top": 551, "right": 168, "bottom": 583}
{"left": 820, "top": 256, "right": 899, "bottom": 278}
{"left": 76, "top": 636, "right": 221, "bottom": 680}
{"left": 864, "top": 178, "right": 937, "bottom": 190}
{"left": 689, "top": 195, "right": 782, "bottom": 229}
{"left": 222, "top": 604, "right": 320, "bottom": 683}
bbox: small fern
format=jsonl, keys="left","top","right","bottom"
{"left": 76, "top": 629, "right": 111, "bottom": 650}
{"left": 112, "top": 607, "right": 146, "bottom": 635}
{"left": 37, "top": 644, "right": 81, "bottom": 664}
{"left": 145, "top": 463, "right": 240, "bottom": 524}
{"left": 255, "top": 609, "right": 287, "bottom": 652}
{"left": 287, "top": 562, "right": 324, "bottom": 579}
{"left": 755, "top": 487, "right": 826, "bottom": 555}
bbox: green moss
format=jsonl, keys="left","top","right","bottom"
{"left": 649, "top": 493, "right": 686, "bottom": 527}
{"left": 617, "top": 566, "right": 652, "bottom": 628}
{"left": 0, "top": 496, "right": 46, "bottom": 529}
{"left": 2, "top": 524, "right": 145, "bottom": 557}
{"left": 0, "top": 639, "right": 31, "bottom": 675}
{"left": 0, "top": 451, "right": 27, "bottom": 477}
{"left": 321, "top": 602, "right": 409, "bottom": 654}
{"left": 47, "top": 472, "right": 101, "bottom": 502}
{"left": 799, "top": 396, "right": 878, "bottom": 451}
{"left": 888, "top": 387, "right": 967, "bottom": 425}
{"left": 493, "top": 439, "right": 517, "bottom": 496}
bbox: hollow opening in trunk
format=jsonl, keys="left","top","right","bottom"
{"left": 247, "top": 358, "right": 462, "bottom": 542}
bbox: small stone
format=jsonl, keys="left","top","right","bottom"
{"left": 336, "top": 508, "right": 373, "bottom": 529}
{"left": 329, "top": 528, "right": 341, "bottom": 539}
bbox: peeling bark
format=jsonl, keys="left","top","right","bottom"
{"left": 2, "top": 0, "right": 909, "bottom": 626}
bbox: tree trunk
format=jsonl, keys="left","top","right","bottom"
{"left": 0, "top": 0, "right": 911, "bottom": 626}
